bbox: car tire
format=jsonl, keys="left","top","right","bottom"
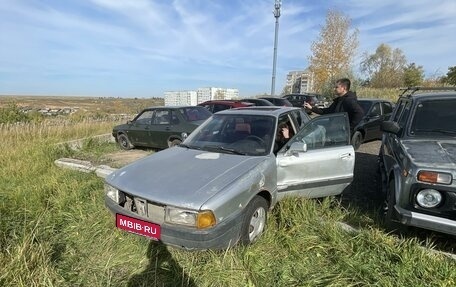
{"left": 351, "top": 131, "right": 363, "bottom": 151}
{"left": 168, "top": 139, "right": 181, "bottom": 148}
{"left": 117, "top": 133, "right": 133, "bottom": 150}
{"left": 239, "top": 196, "right": 268, "bottom": 245}
{"left": 383, "top": 179, "right": 405, "bottom": 232}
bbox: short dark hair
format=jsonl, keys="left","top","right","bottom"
{"left": 336, "top": 78, "right": 351, "bottom": 90}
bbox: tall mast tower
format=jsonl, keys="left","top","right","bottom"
{"left": 271, "top": 0, "right": 281, "bottom": 97}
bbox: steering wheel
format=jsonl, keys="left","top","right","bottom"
{"left": 245, "top": 135, "right": 265, "bottom": 145}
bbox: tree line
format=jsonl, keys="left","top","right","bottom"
{"left": 305, "top": 9, "right": 456, "bottom": 96}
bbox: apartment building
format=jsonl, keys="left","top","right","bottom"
{"left": 164, "top": 91, "right": 197, "bottom": 106}
{"left": 285, "top": 69, "right": 314, "bottom": 94}
{"left": 164, "top": 87, "right": 239, "bottom": 106}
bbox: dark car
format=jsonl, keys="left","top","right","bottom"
{"left": 240, "top": 98, "right": 275, "bottom": 106}
{"left": 282, "top": 93, "right": 327, "bottom": 109}
{"left": 259, "top": 97, "right": 293, "bottom": 107}
{"left": 198, "top": 100, "right": 254, "bottom": 113}
{"left": 379, "top": 87, "right": 456, "bottom": 236}
{"left": 351, "top": 98, "right": 394, "bottom": 150}
{"left": 113, "top": 106, "right": 212, "bottom": 150}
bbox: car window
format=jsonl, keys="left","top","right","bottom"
{"left": 358, "top": 101, "right": 372, "bottom": 115}
{"left": 370, "top": 103, "right": 381, "bottom": 116}
{"left": 391, "top": 100, "right": 406, "bottom": 122}
{"left": 180, "top": 107, "right": 212, "bottom": 122}
{"left": 291, "top": 109, "right": 310, "bottom": 128}
{"left": 382, "top": 102, "right": 393, "bottom": 115}
{"left": 134, "top": 110, "right": 153, "bottom": 125}
{"left": 185, "top": 114, "right": 275, "bottom": 156}
{"left": 410, "top": 99, "right": 456, "bottom": 135}
{"left": 170, "top": 111, "right": 180, "bottom": 125}
{"left": 213, "top": 104, "right": 229, "bottom": 113}
{"left": 152, "top": 110, "right": 171, "bottom": 125}
{"left": 397, "top": 101, "right": 411, "bottom": 128}
{"left": 286, "top": 113, "right": 349, "bottom": 151}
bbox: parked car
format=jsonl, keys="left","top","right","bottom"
{"left": 259, "top": 97, "right": 293, "bottom": 107}
{"left": 198, "top": 100, "right": 253, "bottom": 113}
{"left": 105, "top": 106, "right": 355, "bottom": 249}
{"left": 379, "top": 87, "right": 456, "bottom": 236}
{"left": 283, "top": 93, "right": 328, "bottom": 111}
{"left": 240, "top": 98, "right": 275, "bottom": 106}
{"left": 351, "top": 98, "right": 394, "bottom": 150}
{"left": 112, "top": 106, "right": 212, "bottom": 150}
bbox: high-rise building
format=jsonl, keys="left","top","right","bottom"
{"left": 285, "top": 69, "right": 314, "bottom": 94}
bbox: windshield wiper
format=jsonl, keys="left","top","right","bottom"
{"left": 414, "top": 129, "right": 456, "bottom": 135}
{"left": 203, "top": 145, "right": 246, "bottom": 155}
{"left": 178, "top": 143, "right": 201, "bottom": 150}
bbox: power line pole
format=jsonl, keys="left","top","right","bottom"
{"left": 271, "top": 0, "right": 281, "bottom": 97}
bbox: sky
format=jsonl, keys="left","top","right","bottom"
{"left": 1, "top": 0, "right": 455, "bottom": 98}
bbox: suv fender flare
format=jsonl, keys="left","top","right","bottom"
{"left": 389, "top": 165, "right": 403, "bottom": 205}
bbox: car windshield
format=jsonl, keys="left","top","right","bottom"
{"left": 179, "top": 107, "right": 212, "bottom": 122}
{"left": 183, "top": 114, "right": 276, "bottom": 156}
{"left": 410, "top": 99, "right": 456, "bottom": 136}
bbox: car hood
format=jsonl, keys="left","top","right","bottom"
{"left": 403, "top": 140, "right": 456, "bottom": 169}
{"left": 106, "top": 147, "right": 267, "bottom": 210}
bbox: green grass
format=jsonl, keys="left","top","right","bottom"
{"left": 1, "top": 121, "right": 455, "bottom": 286}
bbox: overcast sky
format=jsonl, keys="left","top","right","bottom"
{"left": 1, "top": 0, "right": 455, "bottom": 98}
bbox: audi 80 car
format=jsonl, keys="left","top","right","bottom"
{"left": 105, "top": 107, "right": 355, "bottom": 249}
{"left": 113, "top": 106, "right": 211, "bottom": 150}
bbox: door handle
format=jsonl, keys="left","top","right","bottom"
{"left": 340, "top": 153, "right": 352, "bottom": 159}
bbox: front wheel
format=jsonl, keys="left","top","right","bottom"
{"left": 239, "top": 196, "right": 268, "bottom": 245}
{"left": 117, "top": 133, "right": 134, "bottom": 150}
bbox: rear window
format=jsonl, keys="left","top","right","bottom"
{"left": 179, "top": 107, "right": 212, "bottom": 122}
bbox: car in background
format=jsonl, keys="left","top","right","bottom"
{"left": 240, "top": 98, "right": 275, "bottom": 106}
{"left": 259, "top": 97, "right": 293, "bottom": 107}
{"left": 283, "top": 93, "right": 328, "bottom": 109}
{"left": 104, "top": 106, "right": 354, "bottom": 249}
{"left": 113, "top": 106, "right": 212, "bottom": 150}
{"left": 351, "top": 98, "right": 394, "bottom": 150}
{"left": 198, "top": 100, "right": 254, "bottom": 113}
{"left": 379, "top": 87, "right": 456, "bottom": 236}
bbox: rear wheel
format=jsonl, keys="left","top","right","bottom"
{"left": 117, "top": 133, "right": 133, "bottom": 150}
{"left": 351, "top": 131, "right": 363, "bottom": 151}
{"left": 239, "top": 196, "right": 268, "bottom": 245}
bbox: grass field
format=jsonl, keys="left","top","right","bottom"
{"left": 1, "top": 117, "right": 455, "bottom": 287}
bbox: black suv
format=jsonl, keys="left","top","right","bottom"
{"left": 282, "top": 93, "right": 327, "bottom": 114}
{"left": 378, "top": 87, "right": 456, "bottom": 236}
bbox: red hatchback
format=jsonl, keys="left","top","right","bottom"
{"left": 198, "top": 100, "right": 254, "bottom": 113}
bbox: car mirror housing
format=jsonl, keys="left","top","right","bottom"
{"left": 181, "top": 132, "right": 188, "bottom": 140}
{"left": 381, "top": 121, "right": 401, "bottom": 135}
{"left": 285, "top": 141, "right": 307, "bottom": 156}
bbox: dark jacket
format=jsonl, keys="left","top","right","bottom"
{"left": 310, "top": 91, "right": 364, "bottom": 132}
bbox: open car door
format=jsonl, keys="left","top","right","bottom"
{"left": 276, "top": 113, "right": 355, "bottom": 199}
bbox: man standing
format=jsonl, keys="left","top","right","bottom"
{"left": 304, "top": 78, "right": 364, "bottom": 134}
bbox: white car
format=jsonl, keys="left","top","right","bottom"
{"left": 105, "top": 107, "right": 355, "bottom": 249}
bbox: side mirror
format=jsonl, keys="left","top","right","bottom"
{"left": 181, "top": 132, "right": 188, "bottom": 140}
{"left": 381, "top": 121, "right": 401, "bottom": 135}
{"left": 285, "top": 141, "right": 307, "bottom": 156}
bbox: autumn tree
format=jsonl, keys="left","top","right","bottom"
{"left": 443, "top": 66, "right": 456, "bottom": 85}
{"left": 360, "top": 43, "right": 407, "bottom": 88}
{"left": 309, "top": 9, "right": 359, "bottom": 93}
{"left": 403, "top": 63, "right": 424, "bottom": 87}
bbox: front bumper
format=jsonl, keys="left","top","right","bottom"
{"left": 105, "top": 197, "right": 244, "bottom": 250}
{"left": 395, "top": 206, "right": 456, "bottom": 236}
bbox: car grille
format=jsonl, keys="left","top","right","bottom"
{"left": 119, "top": 191, "right": 165, "bottom": 224}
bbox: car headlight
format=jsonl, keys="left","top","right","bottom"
{"left": 104, "top": 184, "right": 125, "bottom": 204}
{"left": 416, "top": 189, "right": 442, "bottom": 208}
{"left": 417, "top": 170, "right": 452, "bottom": 184}
{"left": 165, "top": 207, "right": 216, "bottom": 229}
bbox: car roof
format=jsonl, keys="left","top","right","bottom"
{"left": 358, "top": 98, "right": 392, "bottom": 103}
{"left": 144, "top": 105, "right": 203, "bottom": 109}
{"left": 198, "top": 100, "right": 252, "bottom": 104}
{"left": 215, "top": 106, "right": 301, "bottom": 116}
{"left": 398, "top": 87, "right": 456, "bottom": 99}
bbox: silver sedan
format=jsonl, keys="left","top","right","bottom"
{"left": 104, "top": 107, "right": 355, "bottom": 249}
